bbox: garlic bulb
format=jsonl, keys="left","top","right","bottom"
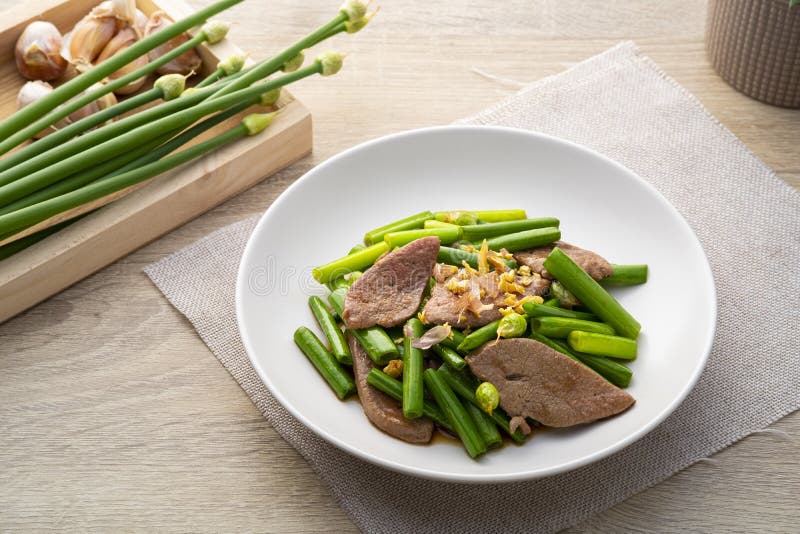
{"left": 95, "top": 25, "right": 149, "bottom": 95}
{"left": 144, "top": 11, "right": 202, "bottom": 76}
{"left": 15, "top": 21, "right": 68, "bottom": 81}
{"left": 17, "top": 81, "right": 70, "bottom": 138}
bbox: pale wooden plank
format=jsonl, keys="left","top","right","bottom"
{"left": 1, "top": 1, "right": 797, "bottom": 533}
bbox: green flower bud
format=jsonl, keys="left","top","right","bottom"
{"left": 153, "top": 73, "right": 186, "bottom": 101}
{"left": 259, "top": 87, "right": 281, "bottom": 106}
{"left": 281, "top": 51, "right": 305, "bottom": 73}
{"left": 345, "top": 8, "right": 378, "bottom": 33}
{"left": 219, "top": 54, "right": 246, "bottom": 76}
{"left": 242, "top": 112, "right": 279, "bottom": 136}
{"left": 497, "top": 312, "right": 527, "bottom": 339}
{"left": 202, "top": 20, "right": 230, "bottom": 44}
{"left": 339, "top": 0, "right": 368, "bottom": 21}
{"left": 317, "top": 51, "right": 344, "bottom": 76}
{"left": 475, "top": 382, "right": 500, "bottom": 416}
{"left": 180, "top": 87, "right": 201, "bottom": 98}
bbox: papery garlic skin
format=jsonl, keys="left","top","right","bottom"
{"left": 144, "top": 11, "right": 202, "bottom": 76}
{"left": 17, "top": 81, "right": 70, "bottom": 138}
{"left": 96, "top": 26, "right": 149, "bottom": 95}
{"left": 15, "top": 21, "right": 68, "bottom": 81}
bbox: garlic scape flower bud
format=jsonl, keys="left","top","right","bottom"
{"left": 281, "top": 51, "right": 305, "bottom": 73}
{"left": 154, "top": 73, "right": 188, "bottom": 100}
{"left": 243, "top": 111, "right": 279, "bottom": 136}
{"left": 317, "top": 51, "right": 344, "bottom": 77}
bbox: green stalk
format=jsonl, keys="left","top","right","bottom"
{"left": 522, "top": 301, "right": 598, "bottom": 321}
{"left": 0, "top": 134, "right": 170, "bottom": 216}
{"left": 437, "top": 363, "right": 527, "bottom": 443}
{"left": 0, "top": 65, "right": 321, "bottom": 207}
{"left": 196, "top": 69, "right": 225, "bottom": 88}
{"left": 601, "top": 264, "right": 649, "bottom": 285}
{"left": 384, "top": 227, "right": 461, "bottom": 248}
{"left": 0, "top": 88, "right": 161, "bottom": 175}
{"left": 530, "top": 331, "right": 632, "bottom": 388}
{"left": 464, "top": 399, "right": 503, "bottom": 449}
{"left": 460, "top": 218, "right": 560, "bottom": 241}
{"left": 543, "top": 247, "right": 642, "bottom": 339}
{"left": 209, "top": 12, "right": 348, "bottom": 100}
{"left": 530, "top": 316, "right": 615, "bottom": 339}
{"left": 431, "top": 344, "right": 467, "bottom": 370}
{"left": 294, "top": 326, "right": 356, "bottom": 400}
{"left": 402, "top": 318, "right": 426, "bottom": 419}
{"left": 366, "top": 369, "right": 453, "bottom": 432}
{"left": 314, "top": 241, "right": 389, "bottom": 284}
{"left": 363, "top": 211, "right": 434, "bottom": 245}
{"left": 567, "top": 331, "right": 637, "bottom": 360}
{"left": 484, "top": 226, "right": 561, "bottom": 253}
{"left": 439, "top": 329, "right": 467, "bottom": 351}
{"left": 327, "top": 288, "right": 398, "bottom": 364}
{"left": 4, "top": 102, "right": 252, "bottom": 215}
{"left": 457, "top": 320, "right": 500, "bottom": 353}
{"left": 424, "top": 369, "right": 487, "bottom": 458}
{"left": 309, "top": 296, "right": 352, "bottom": 365}
{"left": 475, "top": 209, "right": 527, "bottom": 222}
{"left": 0, "top": 1, "right": 238, "bottom": 154}
{"left": 0, "top": 120, "right": 252, "bottom": 236}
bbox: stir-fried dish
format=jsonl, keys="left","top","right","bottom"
{"left": 294, "top": 209, "right": 648, "bottom": 458}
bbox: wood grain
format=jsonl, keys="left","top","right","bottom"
{"left": 1, "top": 0, "right": 798, "bottom": 532}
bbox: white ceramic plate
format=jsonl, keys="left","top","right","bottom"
{"left": 236, "top": 126, "right": 716, "bottom": 482}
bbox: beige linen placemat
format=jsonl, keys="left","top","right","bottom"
{"left": 145, "top": 42, "right": 800, "bottom": 533}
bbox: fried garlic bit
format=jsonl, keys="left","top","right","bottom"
{"left": 477, "top": 239, "right": 490, "bottom": 275}
{"left": 498, "top": 270, "right": 526, "bottom": 294}
{"left": 383, "top": 359, "right": 403, "bottom": 379}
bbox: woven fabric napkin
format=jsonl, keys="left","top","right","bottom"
{"left": 145, "top": 42, "right": 800, "bottom": 533}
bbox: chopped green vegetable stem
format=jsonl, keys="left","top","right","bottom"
{"left": 461, "top": 218, "right": 560, "bottom": 241}
{"left": 531, "top": 316, "right": 616, "bottom": 339}
{"left": 383, "top": 227, "right": 460, "bottom": 248}
{"left": 464, "top": 400, "right": 503, "bottom": 449}
{"left": 474, "top": 209, "right": 527, "bottom": 222}
{"left": 484, "top": 226, "right": 561, "bottom": 253}
{"left": 327, "top": 289, "right": 398, "bottom": 364}
{"left": 402, "top": 318, "right": 426, "bottom": 419}
{"left": 543, "top": 247, "right": 641, "bottom": 338}
{"left": 567, "top": 331, "right": 637, "bottom": 360}
{"left": 424, "top": 369, "right": 487, "bottom": 458}
{"left": 314, "top": 241, "right": 389, "bottom": 283}
{"left": 530, "top": 331, "right": 632, "bottom": 388}
{"left": 363, "top": 211, "right": 433, "bottom": 245}
{"left": 293, "top": 326, "right": 356, "bottom": 400}
{"left": 439, "top": 329, "right": 467, "bottom": 351}
{"left": 366, "top": 369, "right": 453, "bottom": 432}
{"left": 437, "top": 363, "right": 527, "bottom": 443}
{"left": 522, "top": 301, "right": 598, "bottom": 321}
{"left": 601, "top": 264, "right": 649, "bottom": 285}
{"left": 436, "top": 246, "right": 516, "bottom": 270}
{"left": 431, "top": 344, "right": 467, "bottom": 370}
{"left": 309, "top": 296, "right": 352, "bottom": 365}
{"left": 457, "top": 320, "right": 500, "bottom": 353}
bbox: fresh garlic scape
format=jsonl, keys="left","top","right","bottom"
{"left": 17, "top": 80, "right": 119, "bottom": 139}
{"left": 144, "top": 11, "right": 202, "bottom": 76}
{"left": 15, "top": 21, "right": 68, "bottom": 81}
{"left": 95, "top": 25, "right": 149, "bottom": 95}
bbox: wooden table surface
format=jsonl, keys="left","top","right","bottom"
{"left": 2, "top": 0, "right": 799, "bottom": 531}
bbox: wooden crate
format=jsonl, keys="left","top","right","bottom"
{"left": 0, "top": 0, "right": 312, "bottom": 323}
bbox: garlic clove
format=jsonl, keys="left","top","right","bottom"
{"left": 134, "top": 9, "right": 148, "bottom": 35}
{"left": 144, "top": 11, "right": 202, "bottom": 76}
{"left": 96, "top": 25, "right": 149, "bottom": 95}
{"left": 69, "top": 11, "right": 118, "bottom": 65}
{"left": 17, "top": 81, "right": 71, "bottom": 138}
{"left": 15, "top": 21, "right": 68, "bottom": 81}
{"left": 111, "top": 0, "right": 138, "bottom": 28}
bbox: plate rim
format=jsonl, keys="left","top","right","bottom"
{"left": 235, "top": 124, "right": 718, "bottom": 483}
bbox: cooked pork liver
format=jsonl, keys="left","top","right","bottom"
{"left": 422, "top": 268, "right": 550, "bottom": 328}
{"left": 347, "top": 334, "right": 433, "bottom": 443}
{"left": 343, "top": 237, "right": 440, "bottom": 329}
{"left": 467, "top": 338, "right": 634, "bottom": 427}
{"left": 514, "top": 241, "right": 613, "bottom": 281}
